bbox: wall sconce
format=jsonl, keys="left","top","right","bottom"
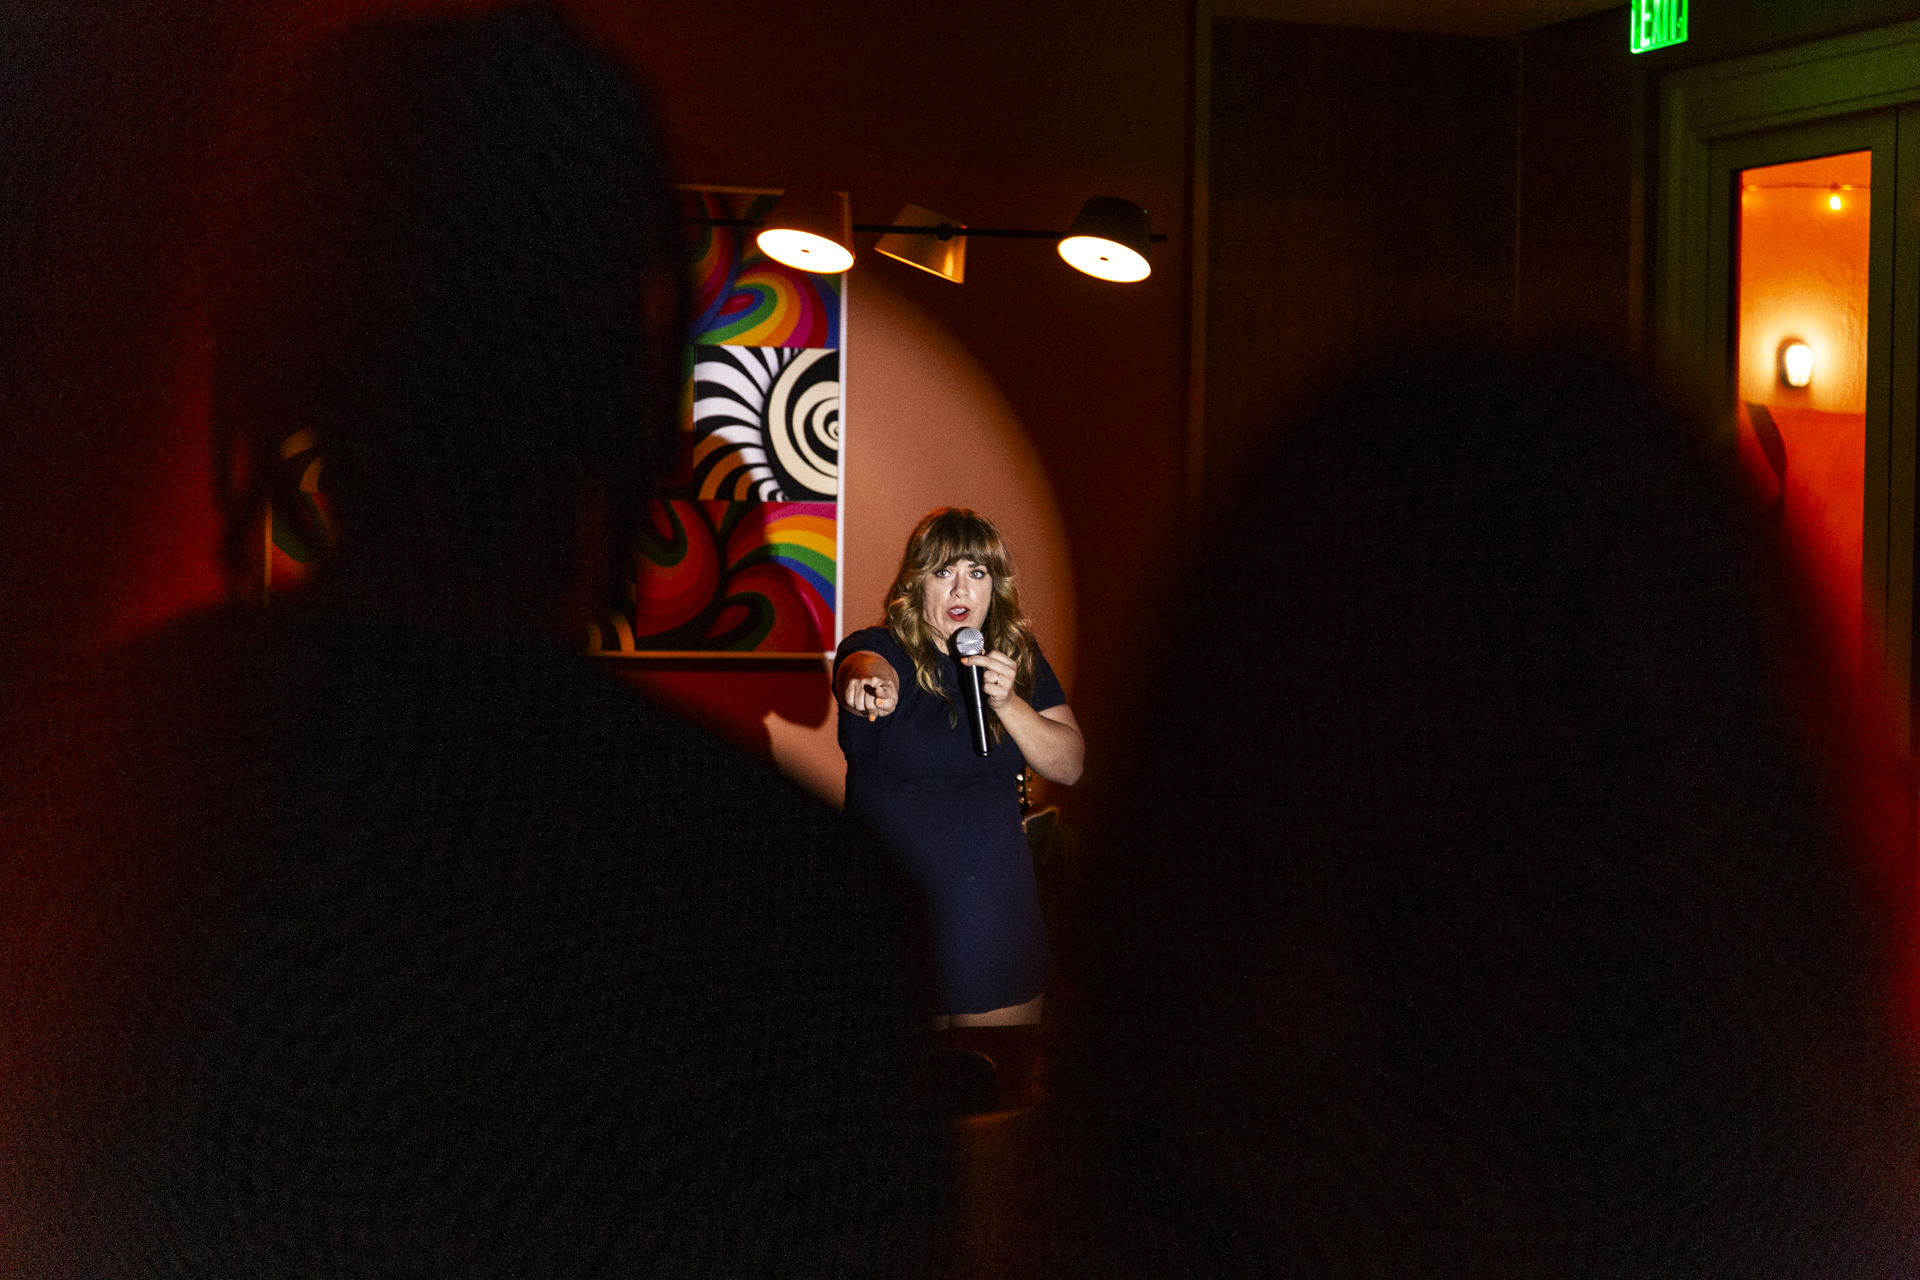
{"left": 703, "top": 191, "right": 1166, "bottom": 282}
{"left": 1058, "top": 196, "right": 1153, "bottom": 282}
{"left": 1828, "top": 183, "right": 1843, "bottom": 211}
{"left": 754, "top": 183, "right": 854, "bottom": 274}
{"left": 874, "top": 204, "right": 967, "bottom": 283}
{"left": 1779, "top": 338, "right": 1813, "bottom": 388}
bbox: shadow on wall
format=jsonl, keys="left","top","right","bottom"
{"left": 623, "top": 266, "right": 1074, "bottom": 808}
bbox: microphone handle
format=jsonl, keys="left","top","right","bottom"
{"left": 960, "top": 660, "right": 991, "bottom": 757}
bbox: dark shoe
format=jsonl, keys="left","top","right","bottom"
{"left": 937, "top": 1047, "right": 1000, "bottom": 1117}
{"left": 946, "top": 1024, "right": 1045, "bottom": 1112}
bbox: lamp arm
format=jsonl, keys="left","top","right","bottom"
{"left": 688, "top": 217, "right": 1167, "bottom": 243}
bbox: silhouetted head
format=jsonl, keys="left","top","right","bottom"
{"left": 1051, "top": 349, "right": 1919, "bottom": 1278}
{"left": 210, "top": 3, "right": 684, "bottom": 630}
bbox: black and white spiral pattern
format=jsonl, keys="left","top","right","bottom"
{"left": 688, "top": 346, "right": 839, "bottom": 501}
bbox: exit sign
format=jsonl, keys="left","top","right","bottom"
{"left": 1631, "top": 0, "right": 1688, "bottom": 52}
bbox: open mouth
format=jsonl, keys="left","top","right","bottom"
{"left": 947, "top": 607, "right": 970, "bottom": 622}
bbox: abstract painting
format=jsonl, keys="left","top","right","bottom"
{"left": 261, "top": 428, "right": 333, "bottom": 597}
{"left": 590, "top": 500, "right": 835, "bottom": 653}
{"left": 588, "top": 187, "right": 846, "bottom": 656}
{"left": 685, "top": 190, "right": 842, "bottom": 349}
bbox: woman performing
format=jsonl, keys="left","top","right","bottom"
{"left": 836, "top": 509, "right": 1083, "bottom": 1084}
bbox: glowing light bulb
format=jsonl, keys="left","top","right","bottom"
{"left": 756, "top": 228, "right": 854, "bottom": 274}
{"left": 1828, "top": 183, "right": 1843, "bottom": 211}
{"left": 1057, "top": 235, "right": 1150, "bottom": 282}
{"left": 1781, "top": 341, "right": 1813, "bottom": 388}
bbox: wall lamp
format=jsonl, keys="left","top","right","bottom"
{"left": 1779, "top": 338, "right": 1813, "bottom": 389}
{"left": 692, "top": 189, "right": 1168, "bottom": 283}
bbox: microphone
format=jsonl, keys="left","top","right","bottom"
{"left": 951, "top": 627, "right": 991, "bottom": 757}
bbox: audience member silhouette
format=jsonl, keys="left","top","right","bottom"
{"left": 1, "top": 8, "right": 944, "bottom": 1276}
{"left": 1044, "top": 352, "right": 1920, "bottom": 1278}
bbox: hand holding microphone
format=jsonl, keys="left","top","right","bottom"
{"left": 951, "top": 627, "right": 993, "bottom": 757}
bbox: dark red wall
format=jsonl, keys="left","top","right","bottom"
{"left": 3, "top": 6, "right": 244, "bottom": 684}
{"left": 1516, "top": 8, "right": 1635, "bottom": 348}
{"left": 1206, "top": 18, "right": 1519, "bottom": 510}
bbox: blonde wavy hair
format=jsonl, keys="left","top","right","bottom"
{"left": 884, "top": 508, "right": 1036, "bottom": 739}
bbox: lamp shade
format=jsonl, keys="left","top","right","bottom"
{"left": 1057, "top": 196, "right": 1152, "bottom": 282}
{"left": 874, "top": 204, "right": 966, "bottom": 283}
{"left": 757, "top": 184, "right": 853, "bottom": 274}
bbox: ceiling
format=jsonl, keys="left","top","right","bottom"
{"left": 1212, "top": 0, "right": 1624, "bottom": 39}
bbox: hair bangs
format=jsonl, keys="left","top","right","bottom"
{"left": 910, "top": 513, "right": 1011, "bottom": 581}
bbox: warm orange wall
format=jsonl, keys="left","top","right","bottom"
{"left": 628, "top": 272, "right": 1081, "bottom": 809}
{"left": 1736, "top": 151, "right": 1871, "bottom": 415}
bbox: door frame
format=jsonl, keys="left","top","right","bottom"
{"left": 1707, "top": 114, "right": 1895, "bottom": 689}
{"left": 1657, "top": 19, "right": 1920, "bottom": 745}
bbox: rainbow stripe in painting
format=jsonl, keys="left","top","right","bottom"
{"left": 612, "top": 500, "right": 836, "bottom": 653}
{"left": 726, "top": 503, "right": 835, "bottom": 645}
{"left": 684, "top": 191, "right": 763, "bottom": 336}
{"left": 682, "top": 190, "right": 841, "bottom": 349}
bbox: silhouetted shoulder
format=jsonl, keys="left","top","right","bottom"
{"left": 4, "top": 604, "right": 943, "bottom": 1278}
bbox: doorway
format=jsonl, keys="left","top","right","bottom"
{"left": 1658, "top": 22, "right": 1920, "bottom": 743}
{"left": 1722, "top": 134, "right": 1885, "bottom": 692}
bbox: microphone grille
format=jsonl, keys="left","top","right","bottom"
{"left": 952, "top": 627, "right": 987, "bottom": 656}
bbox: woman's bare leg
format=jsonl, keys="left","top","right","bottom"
{"left": 951, "top": 993, "right": 1043, "bottom": 1027}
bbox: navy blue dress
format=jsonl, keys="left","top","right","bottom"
{"left": 836, "top": 626, "right": 1064, "bottom": 1015}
